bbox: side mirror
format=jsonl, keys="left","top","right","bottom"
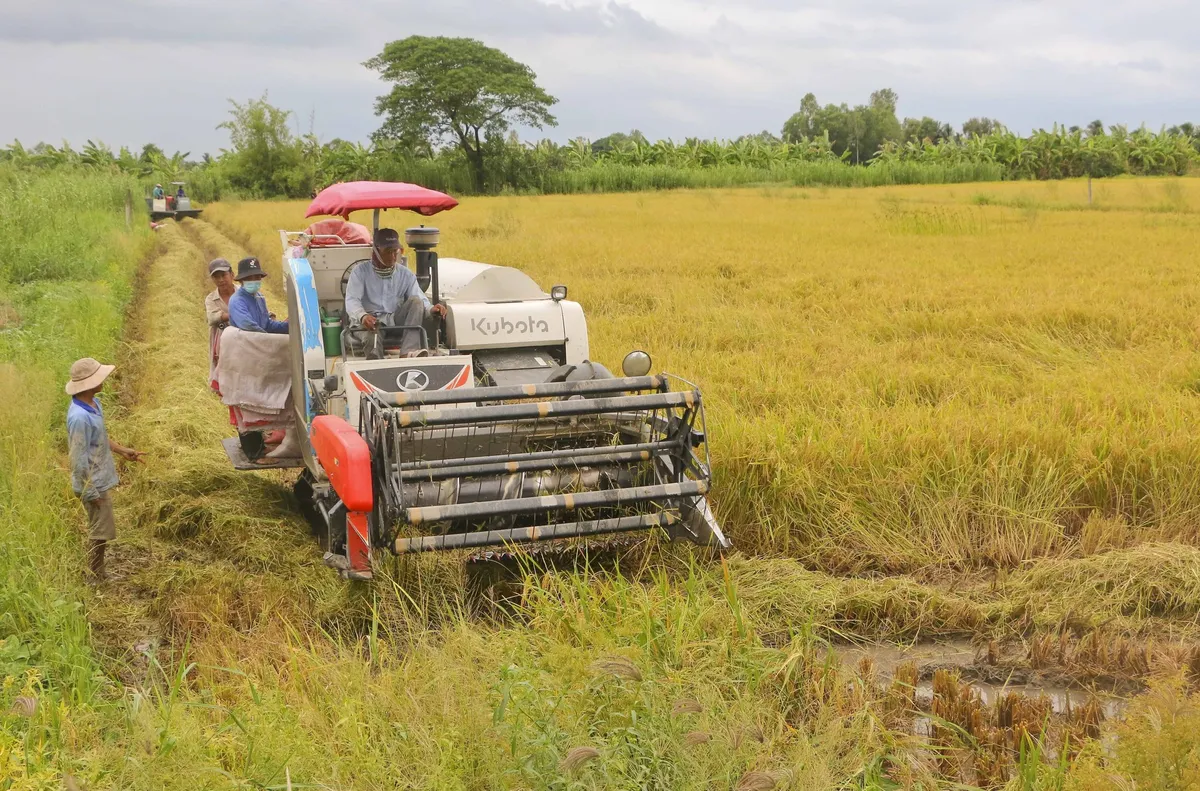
{"left": 324, "top": 375, "right": 339, "bottom": 393}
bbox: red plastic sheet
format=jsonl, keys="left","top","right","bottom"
{"left": 303, "top": 219, "right": 372, "bottom": 246}
{"left": 305, "top": 181, "right": 459, "bottom": 218}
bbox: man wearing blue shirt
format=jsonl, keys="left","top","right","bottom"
{"left": 228, "top": 257, "right": 289, "bottom": 334}
{"left": 345, "top": 228, "right": 446, "bottom": 352}
{"left": 65, "top": 357, "right": 145, "bottom": 583}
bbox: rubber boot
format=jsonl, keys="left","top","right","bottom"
{"left": 87, "top": 539, "right": 107, "bottom": 584}
{"left": 265, "top": 427, "right": 301, "bottom": 459}
{"left": 365, "top": 330, "right": 383, "bottom": 360}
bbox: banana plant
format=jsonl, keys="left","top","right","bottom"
{"left": 565, "top": 138, "right": 593, "bottom": 167}
{"left": 80, "top": 140, "right": 116, "bottom": 169}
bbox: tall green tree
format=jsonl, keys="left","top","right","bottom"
{"left": 216, "top": 94, "right": 311, "bottom": 197}
{"left": 962, "top": 117, "right": 1003, "bottom": 138}
{"left": 781, "top": 93, "right": 824, "bottom": 143}
{"left": 902, "top": 116, "right": 954, "bottom": 144}
{"left": 365, "top": 36, "right": 558, "bottom": 192}
{"left": 591, "top": 130, "right": 647, "bottom": 155}
{"left": 782, "top": 89, "right": 901, "bottom": 163}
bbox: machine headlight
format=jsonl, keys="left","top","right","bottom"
{"left": 622, "top": 350, "right": 652, "bottom": 377}
{"left": 551, "top": 284, "right": 568, "bottom": 301}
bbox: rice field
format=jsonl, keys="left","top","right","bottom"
{"left": 7, "top": 174, "right": 1200, "bottom": 789}
{"left": 208, "top": 177, "right": 1200, "bottom": 572}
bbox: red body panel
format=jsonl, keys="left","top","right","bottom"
{"left": 310, "top": 416, "right": 373, "bottom": 513}
{"left": 347, "top": 511, "right": 372, "bottom": 577}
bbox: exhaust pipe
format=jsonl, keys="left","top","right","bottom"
{"left": 406, "top": 225, "right": 442, "bottom": 346}
{"left": 406, "top": 226, "right": 440, "bottom": 297}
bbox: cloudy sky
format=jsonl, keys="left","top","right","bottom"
{"left": 1, "top": 0, "right": 1196, "bottom": 157}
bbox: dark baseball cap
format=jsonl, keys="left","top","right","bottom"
{"left": 208, "top": 258, "right": 232, "bottom": 275}
{"left": 373, "top": 228, "right": 401, "bottom": 249}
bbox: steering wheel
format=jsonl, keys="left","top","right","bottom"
{"left": 340, "top": 259, "right": 372, "bottom": 297}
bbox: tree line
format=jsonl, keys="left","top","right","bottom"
{"left": 1, "top": 36, "right": 1197, "bottom": 200}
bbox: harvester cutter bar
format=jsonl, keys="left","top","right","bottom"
{"left": 405, "top": 480, "right": 708, "bottom": 525}
{"left": 400, "top": 446, "right": 669, "bottom": 482}
{"left": 390, "top": 390, "right": 698, "bottom": 428}
{"left": 396, "top": 513, "right": 673, "bottom": 554}
{"left": 397, "top": 439, "right": 678, "bottom": 473}
{"left": 381, "top": 375, "right": 665, "bottom": 407}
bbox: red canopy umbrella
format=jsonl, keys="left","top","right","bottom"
{"left": 305, "top": 181, "right": 459, "bottom": 219}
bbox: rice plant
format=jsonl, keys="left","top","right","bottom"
{"left": 9, "top": 175, "right": 1200, "bottom": 788}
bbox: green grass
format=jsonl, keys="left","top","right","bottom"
{"left": 0, "top": 165, "right": 153, "bottom": 782}
{"left": 367, "top": 158, "right": 1006, "bottom": 197}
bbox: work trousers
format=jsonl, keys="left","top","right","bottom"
{"left": 353, "top": 297, "right": 430, "bottom": 352}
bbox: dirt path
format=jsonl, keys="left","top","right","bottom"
{"left": 88, "top": 221, "right": 349, "bottom": 673}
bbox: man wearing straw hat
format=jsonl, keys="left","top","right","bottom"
{"left": 65, "top": 358, "right": 145, "bottom": 583}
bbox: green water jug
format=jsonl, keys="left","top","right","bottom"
{"left": 321, "top": 315, "right": 342, "bottom": 357}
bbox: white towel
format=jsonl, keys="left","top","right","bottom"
{"left": 217, "top": 327, "right": 292, "bottom": 414}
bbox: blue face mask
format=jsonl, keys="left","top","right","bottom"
{"left": 242, "top": 281, "right": 262, "bottom": 294}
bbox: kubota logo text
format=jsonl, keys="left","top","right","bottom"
{"left": 470, "top": 316, "right": 552, "bottom": 335}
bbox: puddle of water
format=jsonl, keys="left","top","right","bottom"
{"left": 835, "top": 639, "right": 1131, "bottom": 731}
{"left": 915, "top": 679, "right": 1128, "bottom": 719}
{"left": 835, "top": 638, "right": 976, "bottom": 677}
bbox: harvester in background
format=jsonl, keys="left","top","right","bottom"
{"left": 147, "top": 181, "right": 202, "bottom": 221}
{"left": 222, "top": 181, "right": 728, "bottom": 579}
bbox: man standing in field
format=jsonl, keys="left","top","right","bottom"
{"left": 205, "top": 258, "right": 236, "bottom": 392}
{"left": 66, "top": 358, "right": 145, "bottom": 583}
{"left": 345, "top": 228, "right": 446, "bottom": 353}
{"left": 228, "top": 257, "right": 288, "bottom": 334}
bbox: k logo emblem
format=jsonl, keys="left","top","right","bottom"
{"left": 396, "top": 369, "right": 430, "bottom": 392}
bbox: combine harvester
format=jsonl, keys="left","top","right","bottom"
{"left": 147, "top": 182, "right": 203, "bottom": 221}
{"left": 224, "top": 181, "right": 728, "bottom": 579}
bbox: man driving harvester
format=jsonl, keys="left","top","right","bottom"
{"left": 344, "top": 228, "right": 446, "bottom": 354}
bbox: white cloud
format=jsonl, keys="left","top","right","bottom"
{"left": 0, "top": 0, "right": 1196, "bottom": 156}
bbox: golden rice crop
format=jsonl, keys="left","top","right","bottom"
{"left": 11, "top": 178, "right": 1200, "bottom": 789}
{"left": 77, "top": 219, "right": 920, "bottom": 790}
{"left": 207, "top": 177, "right": 1200, "bottom": 573}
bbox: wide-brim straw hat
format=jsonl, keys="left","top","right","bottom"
{"left": 65, "top": 357, "right": 115, "bottom": 395}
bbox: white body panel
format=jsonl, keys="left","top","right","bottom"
{"left": 279, "top": 231, "right": 590, "bottom": 365}
{"left": 436, "top": 258, "right": 498, "bottom": 300}
{"left": 448, "top": 301, "right": 565, "bottom": 350}
{"left": 287, "top": 242, "right": 372, "bottom": 316}
{"left": 335, "top": 354, "right": 474, "bottom": 428}
{"left": 559, "top": 301, "right": 590, "bottom": 364}
{"left": 447, "top": 263, "right": 545, "bottom": 302}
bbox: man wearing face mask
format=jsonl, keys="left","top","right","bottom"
{"left": 222, "top": 256, "right": 297, "bottom": 460}
{"left": 344, "top": 228, "right": 446, "bottom": 352}
{"left": 228, "top": 257, "right": 289, "bottom": 334}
